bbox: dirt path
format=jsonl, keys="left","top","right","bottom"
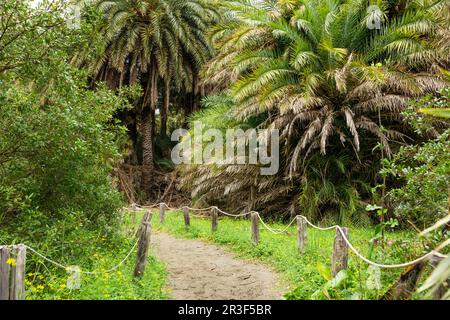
{"left": 151, "top": 232, "right": 288, "bottom": 300}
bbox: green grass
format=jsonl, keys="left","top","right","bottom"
{"left": 24, "top": 220, "right": 168, "bottom": 300}
{"left": 26, "top": 208, "right": 426, "bottom": 300}
{"left": 150, "top": 210, "right": 426, "bottom": 300}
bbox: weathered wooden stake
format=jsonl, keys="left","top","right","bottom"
{"left": 183, "top": 207, "right": 190, "bottom": 227}
{"left": 297, "top": 216, "right": 307, "bottom": 253}
{"left": 211, "top": 208, "right": 218, "bottom": 232}
{"left": 131, "top": 203, "right": 137, "bottom": 226}
{"left": 134, "top": 211, "right": 152, "bottom": 278}
{"left": 0, "top": 245, "right": 26, "bottom": 300}
{"left": 159, "top": 203, "right": 165, "bottom": 224}
{"left": 0, "top": 246, "right": 10, "bottom": 300}
{"left": 331, "top": 227, "right": 349, "bottom": 277}
{"left": 10, "top": 245, "right": 26, "bottom": 300}
{"left": 251, "top": 212, "right": 260, "bottom": 245}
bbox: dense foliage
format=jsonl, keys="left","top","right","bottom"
{"left": 0, "top": 0, "right": 141, "bottom": 297}
{"left": 384, "top": 89, "right": 450, "bottom": 228}
{"left": 180, "top": 0, "right": 449, "bottom": 225}
{"left": 0, "top": 0, "right": 449, "bottom": 301}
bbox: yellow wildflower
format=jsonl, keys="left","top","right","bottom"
{"left": 6, "top": 258, "right": 16, "bottom": 266}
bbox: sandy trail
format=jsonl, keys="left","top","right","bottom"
{"left": 151, "top": 232, "right": 288, "bottom": 300}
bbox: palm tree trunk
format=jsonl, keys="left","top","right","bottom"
{"left": 141, "top": 106, "right": 155, "bottom": 193}
{"left": 191, "top": 73, "right": 199, "bottom": 112}
{"left": 128, "top": 111, "right": 139, "bottom": 165}
{"left": 160, "top": 80, "right": 170, "bottom": 137}
{"left": 141, "top": 67, "right": 158, "bottom": 198}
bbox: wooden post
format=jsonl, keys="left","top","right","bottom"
{"left": 131, "top": 203, "right": 137, "bottom": 226}
{"left": 297, "top": 216, "right": 307, "bottom": 253}
{"left": 183, "top": 207, "right": 190, "bottom": 227}
{"left": 134, "top": 211, "right": 152, "bottom": 278}
{"left": 331, "top": 227, "right": 349, "bottom": 277}
{"left": 429, "top": 253, "right": 450, "bottom": 300}
{"left": 251, "top": 212, "right": 260, "bottom": 245}
{"left": 0, "top": 246, "right": 10, "bottom": 300}
{"left": 159, "top": 203, "right": 165, "bottom": 224}
{"left": 0, "top": 245, "right": 26, "bottom": 300}
{"left": 211, "top": 207, "right": 218, "bottom": 232}
{"left": 10, "top": 245, "right": 26, "bottom": 300}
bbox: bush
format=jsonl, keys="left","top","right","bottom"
{"left": 384, "top": 89, "right": 450, "bottom": 228}
{"left": 0, "top": 0, "right": 138, "bottom": 247}
{"left": 0, "top": 74, "right": 130, "bottom": 226}
{"left": 0, "top": 2, "right": 164, "bottom": 300}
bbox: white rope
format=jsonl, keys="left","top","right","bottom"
{"left": 257, "top": 213, "right": 297, "bottom": 234}
{"left": 25, "top": 239, "right": 139, "bottom": 275}
{"left": 163, "top": 203, "right": 179, "bottom": 211}
{"left": 296, "top": 215, "right": 448, "bottom": 269}
{"left": 257, "top": 217, "right": 283, "bottom": 234}
{"left": 184, "top": 205, "right": 216, "bottom": 212}
{"left": 128, "top": 202, "right": 449, "bottom": 269}
{"left": 132, "top": 202, "right": 252, "bottom": 217}
{"left": 298, "top": 215, "right": 339, "bottom": 231}
{"left": 82, "top": 240, "right": 139, "bottom": 275}
{"left": 134, "top": 202, "right": 215, "bottom": 212}
{"left": 26, "top": 246, "right": 68, "bottom": 270}
{"left": 133, "top": 203, "right": 160, "bottom": 210}
{"left": 335, "top": 226, "right": 444, "bottom": 269}
{"left": 215, "top": 206, "right": 253, "bottom": 217}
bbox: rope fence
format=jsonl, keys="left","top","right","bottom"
{"left": 133, "top": 202, "right": 448, "bottom": 270}
{"left": 1, "top": 201, "right": 448, "bottom": 300}
{"left": 1, "top": 212, "right": 146, "bottom": 300}
{"left": 25, "top": 240, "right": 140, "bottom": 275}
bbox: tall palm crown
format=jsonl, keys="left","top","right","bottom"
{"left": 95, "top": 0, "right": 217, "bottom": 90}
{"left": 205, "top": 0, "right": 448, "bottom": 173}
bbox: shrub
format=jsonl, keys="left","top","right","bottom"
{"left": 384, "top": 89, "right": 450, "bottom": 228}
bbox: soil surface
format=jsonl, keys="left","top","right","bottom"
{"left": 151, "top": 232, "right": 288, "bottom": 300}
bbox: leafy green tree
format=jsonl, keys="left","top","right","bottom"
{"left": 0, "top": 0, "right": 133, "bottom": 258}
{"left": 383, "top": 88, "right": 450, "bottom": 228}
{"left": 0, "top": 0, "right": 91, "bottom": 78}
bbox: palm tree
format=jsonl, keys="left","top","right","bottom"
{"left": 187, "top": 0, "right": 449, "bottom": 221}
{"left": 91, "top": 0, "right": 218, "bottom": 197}
{"left": 216, "top": 0, "right": 447, "bottom": 165}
